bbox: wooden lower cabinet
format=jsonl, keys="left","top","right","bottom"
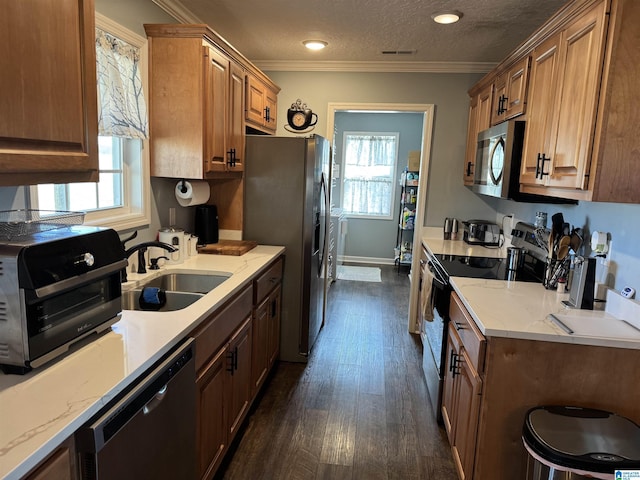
{"left": 446, "top": 289, "right": 640, "bottom": 479}
{"left": 197, "top": 347, "right": 227, "bottom": 479}
{"left": 442, "top": 299, "right": 483, "bottom": 480}
{"left": 195, "top": 257, "right": 283, "bottom": 480}
{"left": 22, "top": 436, "right": 77, "bottom": 480}
{"left": 226, "top": 317, "right": 252, "bottom": 440}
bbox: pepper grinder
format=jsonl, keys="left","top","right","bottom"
{"left": 444, "top": 217, "right": 452, "bottom": 240}
{"left": 451, "top": 218, "right": 459, "bottom": 240}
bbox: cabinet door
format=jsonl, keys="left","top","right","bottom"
{"left": 228, "top": 62, "right": 245, "bottom": 172}
{"left": 246, "top": 75, "right": 266, "bottom": 127}
{"left": 520, "top": 34, "right": 561, "bottom": 187}
{"left": 205, "top": 46, "right": 230, "bottom": 174}
{"left": 463, "top": 96, "right": 479, "bottom": 185}
{"left": 504, "top": 56, "right": 530, "bottom": 119}
{"left": 267, "top": 284, "right": 282, "bottom": 367}
{"left": 24, "top": 437, "right": 77, "bottom": 480}
{"left": 0, "top": 0, "right": 98, "bottom": 186}
{"left": 491, "top": 75, "right": 507, "bottom": 126}
{"left": 227, "top": 316, "right": 252, "bottom": 439}
{"left": 197, "top": 347, "right": 227, "bottom": 480}
{"left": 477, "top": 85, "right": 493, "bottom": 133}
{"left": 251, "top": 296, "right": 269, "bottom": 396}
{"left": 451, "top": 349, "right": 482, "bottom": 480}
{"left": 441, "top": 323, "right": 461, "bottom": 440}
{"left": 547, "top": 1, "right": 607, "bottom": 190}
{"left": 264, "top": 89, "right": 278, "bottom": 133}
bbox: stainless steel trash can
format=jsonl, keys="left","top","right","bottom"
{"left": 522, "top": 406, "right": 640, "bottom": 480}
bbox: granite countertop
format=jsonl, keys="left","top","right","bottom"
{"left": 421, "top": 231, "right": 640, "bottom": 351}
{"left": 0, "top": 245, "right": 284, "bottom": 480}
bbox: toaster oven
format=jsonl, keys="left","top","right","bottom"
{"left": 0, "top": 226, "right": 126, "bottom": 374}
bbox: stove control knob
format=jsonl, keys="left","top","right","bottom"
{"left": 75, "top": 252, "right": 95, "bottom": 267}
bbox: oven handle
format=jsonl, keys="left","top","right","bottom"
{"left": 32, "top": 260, "right": 128, "bottom": 299}
{"left": 426, "top": 260, "right": 448, "bottom": 288}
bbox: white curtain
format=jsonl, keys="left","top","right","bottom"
{"left": 343, "top": 134, "right": 397, "bottom": 216}
{"left": 95, "top": 29, "right": 148, "bottom": 139}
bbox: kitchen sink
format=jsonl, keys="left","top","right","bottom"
{"left": 121, "top": 289, "right": 204, "bottom": 312}
{"left": 138, "top": 272, "right": 231, "bottom": 294}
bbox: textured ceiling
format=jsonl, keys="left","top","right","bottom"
{"left": 153, "top": 0, "right": 568, "bottom": 69}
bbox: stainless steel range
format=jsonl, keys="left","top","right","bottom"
{"left": 0, "top": 225, "right": 126, "bottom": 374}
{"left": 422, "top": 222, "right": 547, "bottom": 422}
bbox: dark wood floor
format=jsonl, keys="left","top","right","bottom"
{"left": 218, "top": 265, "right": 456, "bottom": 479}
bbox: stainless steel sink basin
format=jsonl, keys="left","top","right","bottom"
{"left": 121, "top": 289, "right": 204, "bottom": 312}
{"left": 139, "top": 272, "right": 231, "bottom": 294}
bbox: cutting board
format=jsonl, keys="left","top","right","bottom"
{"left": 197, "top": 240, "right": 257, "bottom": 256}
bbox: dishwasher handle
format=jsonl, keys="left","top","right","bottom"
{"left": 142, "top": 384, "right": 168, "bottom": 415}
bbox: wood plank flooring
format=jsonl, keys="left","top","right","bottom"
{"left": 217, "top": 265, "right": 456, "bottom": 479}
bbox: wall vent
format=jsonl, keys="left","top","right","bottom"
{"left": 381, "top": 50, "right": 417, "bottom": 55}
{"left": 0, "top": 343, "right": 9, "bottom": 359}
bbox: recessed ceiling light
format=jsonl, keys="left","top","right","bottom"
{"left": 432, "top": 11, "right": 463, "bottom": 24}
{"left": 303, "top": 40, "right": 328, "bottom": 51}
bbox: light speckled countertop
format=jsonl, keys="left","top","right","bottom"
{"left": 0, "top": 246, "right": 284, "bottom": 480}
{"left": 421, "top": 230, "right": 640, "bottom": 350}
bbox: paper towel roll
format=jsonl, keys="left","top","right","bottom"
{"left": 590, "top": 231, "right": 608, "bottom": 254}
{"left": 175, "top": 180, "right": 210, "bottom": 207}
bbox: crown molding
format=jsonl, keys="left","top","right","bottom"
{"left": 150, "top": 0, "right": 202, "bottom": 23}
{"left": 251, "top": 60, "right": 496, "bottom": 74}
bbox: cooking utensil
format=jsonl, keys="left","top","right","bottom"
{"left": 570, "top": 228, "right": 583, "bottom": 254}
{"left": 557, "top": 245, "right": 569, "bottom": 261}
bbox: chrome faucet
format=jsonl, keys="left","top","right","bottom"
{"left": 122, "top": 241, "right": 177, "bottom": 282}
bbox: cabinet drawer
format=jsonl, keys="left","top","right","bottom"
{"left": 254, "top": 257, "right": 283, "bottom": 303}
{"left": 192, "top": 285, "right": 253, "bottom": 372}
{"left": 449, "top": 291, "right": 486, "bottom": 373}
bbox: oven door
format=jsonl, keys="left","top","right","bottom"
{"left": 24, "top": 271, "right": 122, "bottom": 368}
{"left": 421, "top": 259, "right": 451, "bottom": 423}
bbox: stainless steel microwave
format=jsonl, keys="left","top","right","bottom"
{"left": 469, "top": 120, "right": 525, "bottom": 200}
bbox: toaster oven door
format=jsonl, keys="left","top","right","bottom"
{"left": 23, "top": 272, "right": 122, "bottom": 367}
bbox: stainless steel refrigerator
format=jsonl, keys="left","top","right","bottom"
{"left": 244, "top": 135, "right": 330, "bottom": 362}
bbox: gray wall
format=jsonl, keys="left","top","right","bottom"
{"left": 266, "top": 70, "right": 493, "bottom": 229}
{"left": 333, "top": 111, "right": 423, "bottom": 261}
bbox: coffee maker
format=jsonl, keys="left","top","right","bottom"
{"left": 194, "top": 205, "right": 219, "bottom": 245}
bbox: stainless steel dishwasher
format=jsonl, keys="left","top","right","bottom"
{"left": 76, "top": 339, "right": 196, "bottom": 480}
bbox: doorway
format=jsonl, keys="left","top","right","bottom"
{"left": 326, "top": 102, "right": 435, "bottom": 334}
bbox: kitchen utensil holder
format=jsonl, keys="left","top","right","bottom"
{"left": 543, "top": 257, "right": 570, "bottom": 290}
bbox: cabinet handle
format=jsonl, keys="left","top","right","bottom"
{"left": 449, "top": 349, "right": 456, "bottom": 373}
{"left": 227, "top": 148, "right": 237, "bottom": 167}
{"left": 497, "top": 95, "right": 508, "bottom": 114}
{"left": 454, "top": 321, "right": 465, "bottom": 331}
{"left": 226, "top": 350, "right": 235, "bottom": 374}
{"left": 451, "top": 354, "right": 462, "bottom": 378}
{"left": 539, "top": 154, "right": 550, "bottom": 178}
{"left": 233, "top": 346, "right": 239, "bottom": 371}
{"left": 271, "top": 298, "right": 277, "bottom": 318}
{"left": 264, "top": 106, "right": 270, "bottom": 122}
{"left": 466, "top": 161, "right": 474, "bottom": 177}
{"left": 535, "top": 153, "right": 542, "bottom": 179}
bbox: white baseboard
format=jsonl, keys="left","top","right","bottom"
{"left": 340, "top": 255, "right": 395, "bottom": 265}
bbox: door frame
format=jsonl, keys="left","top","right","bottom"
{"left": 326, "top": 102, "right": 435, "bottom": 334}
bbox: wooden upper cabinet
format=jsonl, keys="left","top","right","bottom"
{"left": 245, "top": 74, "right": 278, "bottom": 134}
{"left": 491, "top": 56, "right": 530, "bottom": 126}
{"left": 463, "top": 83, "right": 493, "bottom": 185}
{"left": 145, "top": 24, "right": 277, "bottom": 179}
{"left": 0, "top": 0, "right": 98, "bottom": 186}
{"left": 520, "top": 34, "right": 562, "bottom": 188}
{"left": 521, "top": 1, "right": 607, "bottom": 195}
